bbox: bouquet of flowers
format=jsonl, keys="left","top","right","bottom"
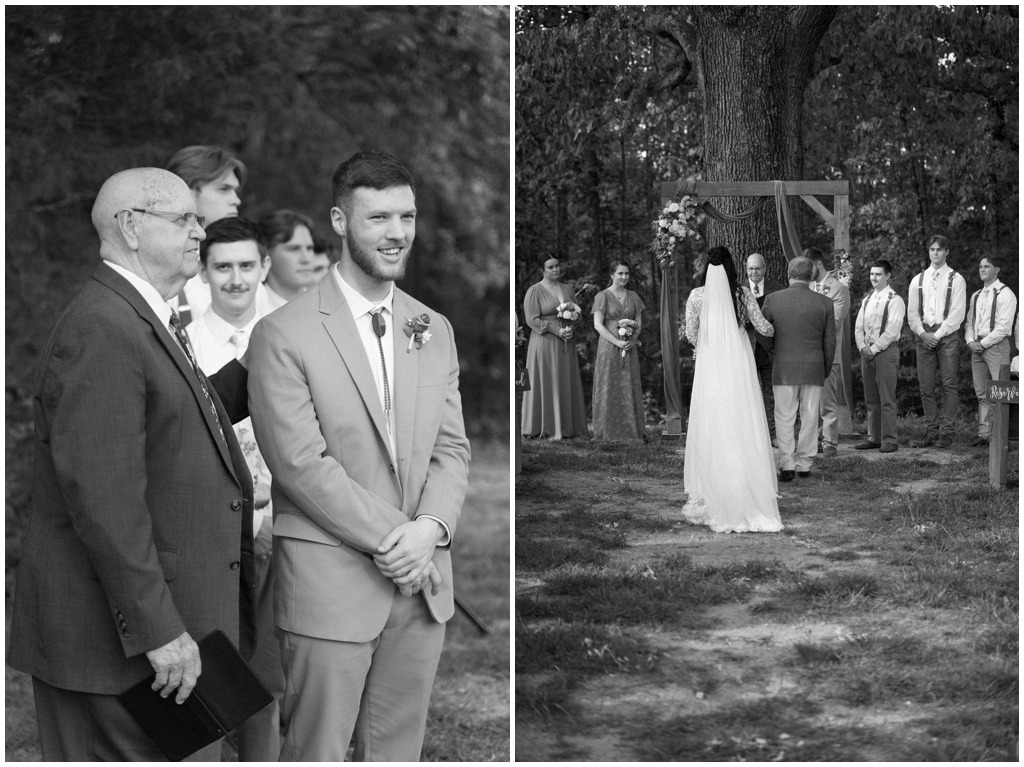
{"left": 617, "top": 318, "right": 639, "bottom": 362}
{"left": 555, "top": 301, "right": 581, "bottom": 352}
{"left": 651, "top": 195, "right": 700, "bottom": 269}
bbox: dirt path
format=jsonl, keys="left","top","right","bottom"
{"left": 515, "top": 440, "right": 1001, "bottom": 762}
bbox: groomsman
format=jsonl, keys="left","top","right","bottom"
{"left": 854, "top": 260, "right": 906, "bottom": 453}
{"left": 906, "top": 235, "right": 967, "bottom": 448}
{"left": 745, "top": 253, "right": 784, "bottom": 443}
{"left": 965, "top": 255, "right": 1017, "bottom": 446}
{"left": 807, "top": 248, "right": 850, "bottom": 457}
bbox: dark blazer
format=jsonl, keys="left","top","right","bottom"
{"left": 760, "top": 283, "right": 837, "bottom": 386}
{"left": 9, "top": 263, "right": 256, "bottom": 695}
{"left": 746, "top": 278, "right": 785, "bottom": 361}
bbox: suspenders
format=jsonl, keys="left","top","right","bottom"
{"left": 862, "top": 291, "right": 894, "bottom": 344}
{"left": 971, "top": 286, "right": 1000, "bottom": 334}
{"left": 917, "top": 270, "right": 956, "bottom": 323}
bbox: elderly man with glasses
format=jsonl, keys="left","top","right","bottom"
{"left": 744, "top": 252, "right": 785, "bottom": 445}
{"left": 9, "top": 167, "right": 257, "bottom": 761}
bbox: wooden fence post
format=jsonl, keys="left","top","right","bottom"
{"left": 986, "top": 363, "right": 1018, "bottom": 489}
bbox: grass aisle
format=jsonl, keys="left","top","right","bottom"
{"left": 515, "top": 429, "right": 1017, "bottom": 761}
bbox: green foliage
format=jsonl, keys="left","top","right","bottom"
{"left": 6, "top": 6, "right": 510, "bottom": 437}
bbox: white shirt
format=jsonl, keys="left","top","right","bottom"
{"left": 260, "top": 283, "right": 290, "bottom": 314}
{"left": 907, "top": 264, "right": 967, "bottom": 339}
{"left": 855, "top": 286, "right": 905, "bottom": 353}
{"left": 965, "top": 279, "right": 1017, "bottom": 349}
{"left": 333, "top": 267, "right": 451, "bottom": 546}
{"left": 187, "top": 308, "right": 272, "bottom": 538}
{"left": 748, "top": 279, "right": 763, "bottom": 298}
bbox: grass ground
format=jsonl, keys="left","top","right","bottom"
{"left": 4, "top": 442, "right": 510, "bottom": 762}
{"left": 515, "top": 417, "right": 1018, "bottom": 761}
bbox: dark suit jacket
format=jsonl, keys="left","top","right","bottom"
{"left": 9, "top": 264, "right": 256, "bottom": 695}
{"left": 760, "top": 283, "right": 837, "bottom": 386}
{"left": 746, "top": 279, "right": 785, "bottom": 363}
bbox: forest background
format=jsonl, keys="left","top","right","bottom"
{"left": 6, "top": 5, "right": 510, "bottom": 555}
{"left": 515, "top": 5, "right": 1018, "bottom": 424}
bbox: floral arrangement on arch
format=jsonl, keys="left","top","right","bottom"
{"left": 651, "top": 196, "right": 700, "bottom": 269}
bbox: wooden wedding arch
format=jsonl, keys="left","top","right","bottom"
{"left": 658, "top": 179, "right": 852, "bottom": 436}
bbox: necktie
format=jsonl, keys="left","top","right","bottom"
{"left": 753, "top": 283, "right": 760, "bottom": 297}
{"left": 229, "top": 328, "right": 248, "bottom": 360}
{"left": 169, "top": 310, "right": 225, "bottom": 443}
{"left": 370, "top": 308, "right": 392, "bottom": 437}
{"left": 977, "top": 289, "right": 989, "bottom": 335}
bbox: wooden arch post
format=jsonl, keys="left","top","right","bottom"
{"left": 659, "top": 179, "right": 852, "bottom": 435}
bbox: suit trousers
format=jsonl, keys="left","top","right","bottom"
{"left": 774, "top": 384, "right": 822, "bottom": 472}
{"left": 32, "top": 676, "right": 222, "bottom": 762}
{"left": 861, "top": 345, "right": 899, "bottom": 446}
{"left": 971, "top": 338, "right": 1011, "bottom": 438}
{"left": 818, "top": 361, "right": 842, "bottom": 448}
{"left": 234, "top": 550, "right": 284, "bottom": 762}
{"left": 916, "top": 329, "right": 960, "bottom": 439}
{"left": 278, "top": 592, "right": 446, "bottom": 761}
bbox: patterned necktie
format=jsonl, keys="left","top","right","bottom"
{"left": 229, "top": 328, "right": 248, "bottom": 360}
{"left": 753, "top": 282, "right": 760, "bottom": 297}
{"left": 370, "top": 308, "right": 392, "bottom": 437}
{"left": 169, "top": 310, "right": 225, "bottom": 443}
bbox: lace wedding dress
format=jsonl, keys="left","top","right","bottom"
{"left": 682, "top": 264, "right": 783, "bottom": 533}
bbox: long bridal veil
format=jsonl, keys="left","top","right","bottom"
{"left": 682, "top": 263, "right": 782, "bottom": 532}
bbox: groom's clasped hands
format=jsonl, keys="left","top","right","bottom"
{"left": 374, "top": 517, "right": 446, "bottom": 597}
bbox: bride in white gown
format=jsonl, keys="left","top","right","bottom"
{"left": 682, "top": 246, "right": 783, "bottom": 533}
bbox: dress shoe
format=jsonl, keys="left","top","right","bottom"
{"left": 797, "top": 471, "right": 811, "bottom": 478}
{"left": 970, "top": 436, "right": 989, "bottom": 447}
{"left": 853, "top": 440, "right": 881, "bottom": 450}
{"left": 909, "top": 437, "right": 935, "bottom": 448}
{"left": 779, "top": 470, "right": 795, "bottom": 482}
{"left": 879, "top": 443, "right": 898, "bottom": 454}
{"left": 933, "top": 438, "right": 951, "bottom": 448}
{"left": 821, "top": 445, "right": 838, "bottom": 457}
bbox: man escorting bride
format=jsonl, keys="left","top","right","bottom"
{"left": 681, "top": 247, "right": 783, "bottom": 533}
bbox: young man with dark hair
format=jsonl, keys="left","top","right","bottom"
{"left": 249, "top": 150, "right": 469, "bottom": 760}
{"left": 806, "top": 247, "right": 851, "bottom": 457}
{"left": 257, "top": 209, "right": 318, "bottom": 311}
{"left": 166, "top": 145, "right": 248, "bottom": 325}
{"left": 854, "top": 259, "right": 906, "bottom": 453}
{"left": 965, "top": 254, "right": 1017, "bottom": 446}
{"left": 184, "top": 217, "right": 284, "bottom": 761}
{"left": 906, "top": 235, "right": 967, "bottom": 447}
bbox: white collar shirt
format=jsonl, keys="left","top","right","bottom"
{"left": 910, "top": 263, "right": 967, "bottom": 339}
{"left": 855, "top": 285, "right": 905, "bottom": 353}
{"left": 748, "top": 279, "right": 763, "bottom": 297}
{"left": 967, "top": 279, "right": 1017, "bottom": 348}
{"left": 103, "top": 260, "right": 174, "bottom": 329}
{"left": 186, "top": 308, "right": 261, "bottom": 375}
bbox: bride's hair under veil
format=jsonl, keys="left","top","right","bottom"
{"left": 699, "top": 246, "right": 743, "bottom": 325}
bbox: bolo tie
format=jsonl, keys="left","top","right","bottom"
{"left": 370, "top": 308, "right": 392, "bottom": 437}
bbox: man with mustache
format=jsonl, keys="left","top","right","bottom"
{"left": 186, "top": 217, "right": 283, "bottom": 761}
{"left": 248, "top": 150, "right": 470, "bottom": 760}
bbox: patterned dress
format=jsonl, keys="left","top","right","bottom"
{"left": 520, "top": 282, "right": 589, "bottom": 438}
{"left": 591, "top": 289, "right": 646, "bottom": 441}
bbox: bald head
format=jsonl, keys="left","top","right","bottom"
{"left": 93, "top": 168, "right": 205, "bottom": 299}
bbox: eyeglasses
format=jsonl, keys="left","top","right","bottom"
{"left": 116, "top": 208, "right": 205, "bottom": 228}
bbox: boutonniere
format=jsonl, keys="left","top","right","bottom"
{"left": 403, "top": 313, "right": 432, "bottom": 352}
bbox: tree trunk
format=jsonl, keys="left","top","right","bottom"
{"left": 676, "top": 6, "right": 835, "bottom": 283}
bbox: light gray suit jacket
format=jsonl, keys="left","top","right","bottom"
{"left": 248, "top": 270, "right": 470, "bottom": 642}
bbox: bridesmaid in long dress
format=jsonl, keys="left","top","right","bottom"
{"left": 521, "top": 256, "right": 589, "bottom": 439}
{"left": 591, "top": 261, "right": 646, "bottom": 440}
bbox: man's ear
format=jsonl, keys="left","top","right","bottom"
{"left": 330, "top": 206, "right": 347, "bottom": 239}
{"left": 115, "top": 209, "right": 141, "bottom": 252}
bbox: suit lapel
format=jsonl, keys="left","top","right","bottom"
{"left": 318, "top": 272, "right": 394, "bottom": 461}
{"left": 392, "top": 293, "right": 420, "bottom": 494}
{"left": 93, "top": 264, "right": 239, "bottom": 483}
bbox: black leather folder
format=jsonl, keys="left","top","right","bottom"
{"left": 118, "top": 628, "right": 273, "bottom": 761}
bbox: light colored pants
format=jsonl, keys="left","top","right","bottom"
{"left": 971, "top": 338, "right": 1011, "bottom": 438}
{"left": 861, "top": 345, "right": 899, "bottom": 446}
{"left": 278, "top": 594, "right": 445, "bottom": 762}
{"left": 819, "top": 361, "right": 841, "bottom": 447}
{"left": 774, "top": 384, "right": 822, "bottom": 472}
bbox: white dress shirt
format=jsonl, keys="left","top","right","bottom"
{"left": 907, "top": 264, "right": 967, "bottom": 339}
{"left": 855, "top": 285, "right": 906, "bottom": 353}
{"left": 187, "top": 308, "right": 272, "bottom": 538}
{"left": 748, "top": 279, "right": 763, "bottom": 298}
{"left": 260, "top": 283, "right": 290, "bottom": 314}
{"left": 103, "top": 261, "right": 174, "bottom": 329}
{"left": 333, "top": 267, "right": 451, "bottom": 546}
{"left": 965, "top": 279, "right": 1017, "bottom": 349}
